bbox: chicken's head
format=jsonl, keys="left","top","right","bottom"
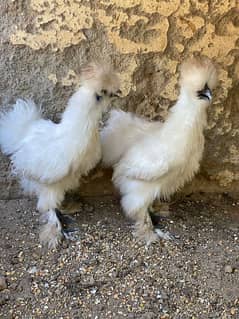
{"left": 79, "top": 61, "right": 121, "bottom": 110}
{"left": 179, "top": 56, "right": 218, "bottom": 106}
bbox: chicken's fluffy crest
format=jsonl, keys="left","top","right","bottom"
{"left": 79, "top": 61, "right": 120, "bottom": 94}
{"left": 180, "top": 56, "right": 218, "bottom": 92}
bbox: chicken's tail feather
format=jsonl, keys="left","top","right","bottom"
{"left": 101, "top": 109, "right": 158, "bottom": 166}
{"left": 0, "top": 99, "right": 41, "bottom": 155}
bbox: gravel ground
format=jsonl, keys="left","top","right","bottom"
{"left": 0, "top": 193, "right": 238, "bottom": 319}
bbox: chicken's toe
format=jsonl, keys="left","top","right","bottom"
{"left": 133, "top": 227, "right": 159, "bottom": 245}
{"left": 154, "top": 228, "right": 174, "bottom": 241}
{"left": 39, "top": 222, "right": 63, "bottom": 249}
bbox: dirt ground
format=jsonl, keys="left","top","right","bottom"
{"left": 0, "top": 193, "right": 238, "bottom": 319}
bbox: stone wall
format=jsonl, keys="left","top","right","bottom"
{"left": 0, "top": 0, "right": 238, "bottom": 198}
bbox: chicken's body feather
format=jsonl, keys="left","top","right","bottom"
{"left": 9, "top": 89, "right": 101, "bottom": 185}
{"left": 113, "top": 101, "right": 205, "bottom": 215}
{"left": 101, "top": 109, "right": 161, "bottom": 166}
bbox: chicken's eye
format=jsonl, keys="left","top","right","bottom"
{"left": 101, "top": 89, "right": 108, "bottom": 96}
{"left": 95, "top": 93, "right": 102, "bottom": 102}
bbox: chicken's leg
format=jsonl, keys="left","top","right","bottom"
{"left": 149, "top": 202, "right": 170, "bottom": 218}
{"left": 37, "top": 187, "right": 66, "bottom": 248}
{"left": 39, "top": 209, "right": 63, "bottom": 248}
{"left": 132, "top": 206, "right": 173, "bottom": 244}
{"left": 55, "top": 209, "right": 79, "bottom": 240}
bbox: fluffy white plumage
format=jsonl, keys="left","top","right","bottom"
{"left": 101, "top": 109, "right": 161, "bottom": 167}
{"left": 101, "top": 57, "right": 217, "bottom": 243}
{"left": 0, "top": 62, "right": 120, "bottom": 248}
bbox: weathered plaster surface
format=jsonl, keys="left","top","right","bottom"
{"left": 0, "top": 0, "right": 238, "bottom": 198}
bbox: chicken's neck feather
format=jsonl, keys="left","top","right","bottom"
{"left": 157, "top": 89, "right": 208, "bottom": 155}
{"left": 60, "top": 86, "right": 102, "bottom": 134}
{"left": 168, "top": 89, "right": 208, "bottom": 132}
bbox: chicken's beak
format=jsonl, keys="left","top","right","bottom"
{"left": 111, "top": 89, "right": 122, "bottom": 98}
{"left": 203, "top": 87, "right": 212, "bottom": 101}
{"left": 197, "top": 84, "right": 212, "bottom": 101}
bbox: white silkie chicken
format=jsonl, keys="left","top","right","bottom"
{"left": 0, "top": 62, "right": 120, "bottom": 248}
{"left": 101, "top": 57, "right": 217, "bottom": 243}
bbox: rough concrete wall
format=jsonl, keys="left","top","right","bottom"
{"left": 0, "top": 0, "right": 238, "bottom": 198}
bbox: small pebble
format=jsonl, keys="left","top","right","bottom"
{"left": 18, "top": 251, "right": 24, "bottom": 262}
{"left": 27, "top": 266, "right": 38, "bottom": 274}
{"left": 231, "top": 308, "right": 236, "bottom": 315}
{"left": 224, "top": 265, "right": 233, "bottom": 273}
{"left": 0, "top": 276, "right": 7, "bottom": 291}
